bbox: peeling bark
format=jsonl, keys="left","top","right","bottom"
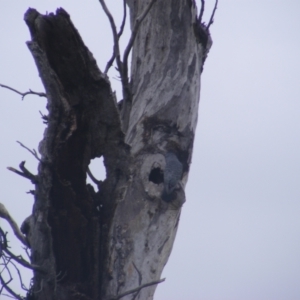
{"left": 20, "top": 1, "right": 212, "bottom": 299}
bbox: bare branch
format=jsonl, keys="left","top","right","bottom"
{"left": 0, "top": 204, "right": 28, "bottom": 247}
{"left": 0, "top": 228, "right": 30, "bottom": 298}
{"left": 99, "top": 0, "right": 123, "bottom": 75}
{"left": 104, "top": 0, "right": 127, "bottom": 74}
{"left": 9, "top": 260, "right": 29, "bottom": 291}
{"left": 102, "top": 0, "right": 156, "bottom": 109}
{"left": 109, "top": 278, "right": 165, "bottom": 300}
{"left": 0, "top": 274, "right": 23, "bottom": 300}
{"left": 7, "top": 161, "right": 38, "bottom": 184}
{"left": 104, "top": 55, "right": 116, "bottom": 74}
{"left": 87, "top": 167, "right": 101, "bottom": 185}
{"left": 4, "top": 248, "right": 43, "bottom": 272}
{"left": 118, "top": 0, "right": 127, "bottom": 38}
{"left": 7, "top": 167, "right": 31, "bottom": 181}
{"left": 0, "top": 83, "right": 46, "bottom": 100}
{"left": 17, "top": 141, "right": 41, "bottom": 162}
{"left": 122, "top": 0, "right": 157, "bottom": 86}
{"left": 207, "top": 0, "right": 218, "bottom": 30}
{"left": 198, "top": 0, "right": 205, "bottom": 23}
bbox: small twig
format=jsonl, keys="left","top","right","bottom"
{"left": 132, "top": 262, "right": 142, "bottom": 286}
{"left": 7, "top": 161, "right": 38, "bottom": 184}
{"left": 0, "top": 228, "right": 31, "bottom": 298}
{"left": 109, "top": 278, "right": 165, "bottom": 300}
{"left": 0, "top": 274, "right": 23, "bottom": 300}
{"left": 0, "top": 245, "right": 24, "bottom": 299}
{"left": 0, "top": 83, "right": 46, "bottom": 100}
{"left": 198, "top": 0, "right": 205, "bottom": 22}
{"left": 0, "top": 204, "right": 28, "bottom": 247}
{"left": 24, "top": 247, "right": 31, "bottom": 260}
{"left": 4, "top": 248, "right": 43, "bottom": 272}
{"left": 131, "top": 262, "right": 142, "bottom": 300}
{"left": 9, "top": 260, "right": 29, "bottom": 291}
{"left": 206, "top": 0, "right": 218, "bottom": 30}
{"left": 87, "top": 167, "right": 101, "bottom": 185}
{"left": 17, "top": 141, "right": 41, "bottom": 162}
{"left": 39, "top": 111, "right": 48, "bottom": 124}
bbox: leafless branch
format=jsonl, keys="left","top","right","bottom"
{"left": 104, "top": 55, "right": 116, "bottom": 74}
{"left": 122, "top": 0, "right": 157, "bottom": 90}
{"left": 17, "top": 141, "right": 41, "bottom": 162}
{"left": 102, "top": 0, "right": 156, "bottom": 102}
{"left": 207, "top": 0, "right": 218, "bottom": 30}
{"left": 99, "top": 0, "right": 123, "bottom": 75}
{"left": 4, "top": 247, "right": 42, "bottom": 272}
{"left": 0, "top": 274, "right": 23, "bottom": 300}
{"left": 118, "top": 0, "right": 127, "bottom": 38}
{"left": 0, "top": 83, "right": 46, "bottom": 100}
{"left": 9, "top": 260, "right": 29, "bottom": 291}
{"left": 0, "top": 228, "right": 27, "bottom": 299}
{"left": 7, "top": 161, "right": 38, "bottom": 184}
{"left": 0, "top": 227, "right": 45, "bottom": 272}
{"left": 0, "top": 204, "right": 28, "bottom": 247}
{"left": 109, "top": 278, "right": 165, "bottom": 300}
{"left": 87, "top": 167, "right": 101, "bottom": 185}
{"left": 199, "top": 0, "right": 205, "bottom": 23}
{"left": 103, "top": 0, "right": 127, "bottom": 74}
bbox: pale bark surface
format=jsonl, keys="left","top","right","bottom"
{"left": 104, "top": 1, "right": 210, "bottom": 299}
{"left": 10, "top": 1, "right": 212, "bottom": 299}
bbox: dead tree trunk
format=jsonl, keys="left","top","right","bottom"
{"left": 15, "top": 1, "right": 213, "bottom": 299}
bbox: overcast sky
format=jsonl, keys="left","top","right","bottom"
{"left": 1, "top": 1, "right": 300, "bottom": 299}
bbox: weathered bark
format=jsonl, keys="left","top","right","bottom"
{"left": 103, "top": 1, "right": 211, "bottom": 299}
{"left": 23, "top": 8, "right": 128, "bottom": 299}
{"left": 21, "top": 1, "right": 212, "bottom": 300}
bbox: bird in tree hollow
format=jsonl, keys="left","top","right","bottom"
{"left": 162, "top": 152, "right": 183, "bottom": 202}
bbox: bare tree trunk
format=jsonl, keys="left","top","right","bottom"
{"left": 103, "top": 1, "right": 211, "bottom": 299}
{"left": 19, "top": 1, "right": 212, "bottom": 299}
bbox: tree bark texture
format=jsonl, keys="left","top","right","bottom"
{"left": 22, "top": 1, "right": 211, "bottom": 299}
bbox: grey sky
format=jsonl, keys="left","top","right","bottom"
{"left": 1, "top": 1, "right": 300, "bottom": 299}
